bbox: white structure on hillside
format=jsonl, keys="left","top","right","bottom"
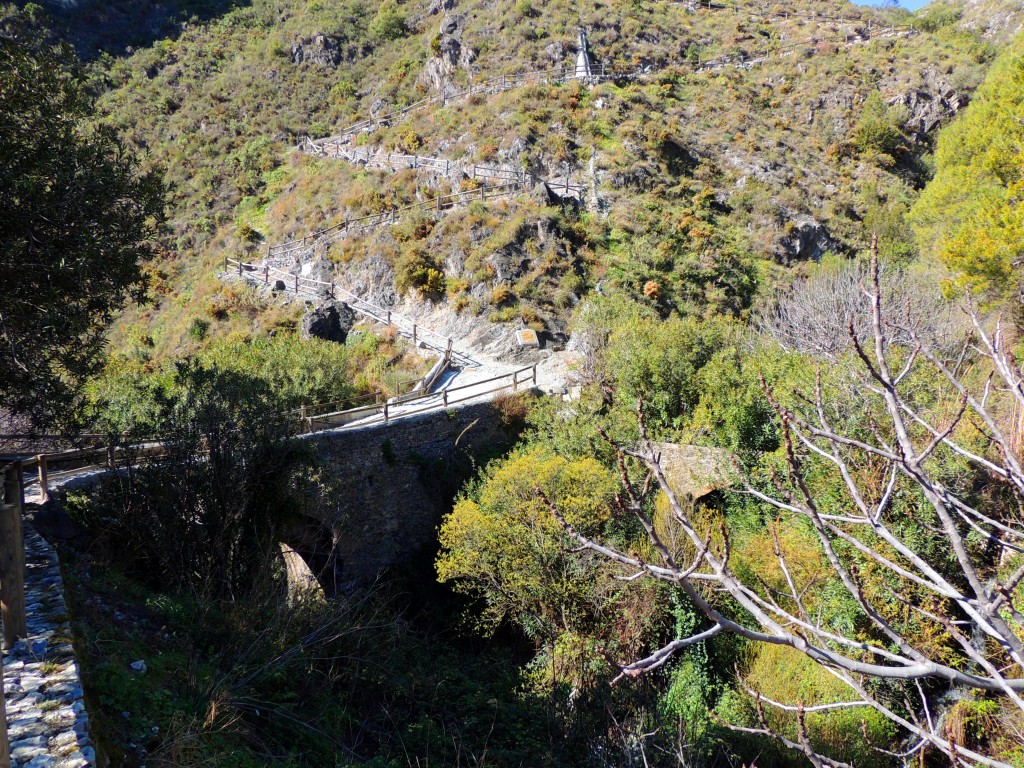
{"left": 575, "top": 28, "right": 594, "bottom": 80}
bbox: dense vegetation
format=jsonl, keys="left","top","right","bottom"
{"left": 6, "top": 0, "right": 1024, "bottom": 765}
{"left": 20, "top": 0, "right": 1000, "bottom": 360}
{"left": 0, "top": 10, "right": 163, "bottom": 429}
{"left": 910, "top": 29, "right": 1024, "bottom": 305}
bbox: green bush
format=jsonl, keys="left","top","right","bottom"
{"left": 187, "top": 317, "right": 210, "bottom": 341}
{"left": 395, "top": 247, "right": 446, "bottom": 297}
{"left": 853, "top": 91, "right": 906, "bottom": 159}
{"left": 86, "top": 360, "right": 310, "bottom": 598}
{"left": 369, "top": 1, "right": 408, "bottom": 41}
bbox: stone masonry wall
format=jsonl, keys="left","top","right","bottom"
{"left": 297, "top": 397, "right": 523, "bottom": 585}
{"left": 2, "top": 525, "right": 94, "bottom": 768}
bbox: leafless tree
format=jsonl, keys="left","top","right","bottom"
{"left": 761, "top": 257, "right": 962, "bottom": 361}
{"left": 545, "top": 241, "right": 1024, "bottom": 767}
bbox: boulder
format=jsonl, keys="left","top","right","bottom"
{"left": 290, "top": 33, "right": 370, "bottom": 67}
{"left": 778, "top": 218, "right": 838, "bottom": 263}
{"left": 302, "top": 301, "right": 356, "bottom": 344}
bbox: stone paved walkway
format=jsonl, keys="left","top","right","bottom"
{"left": 2, "top": 525, "right": 94, "bottom": 768}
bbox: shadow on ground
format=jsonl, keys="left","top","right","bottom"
{"left": 23, "top": 0, "right": 250, "bottom": 59}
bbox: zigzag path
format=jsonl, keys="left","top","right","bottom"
{"left": 228, "top": 0, "right": 923, "bottom": 418}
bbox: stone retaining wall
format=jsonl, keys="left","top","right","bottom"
{"left": 293, "top": 396, "right": 526, "bottom": 586}
{"left": 2, "top": 525, "right": 94, "bottom": 768}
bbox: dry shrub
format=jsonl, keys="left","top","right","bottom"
{"left": 490, "top": 285, "right": 512, "bottom": 305}
{"left": 493, "top": 391, "right": 531, "bottom": 427}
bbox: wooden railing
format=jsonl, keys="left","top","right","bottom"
{"left": 260, "top": 172, "right": 585, "bottom": 262}
{"left": 1, "top": 461, "right": 26, "bottom": 650}
{"left": 300, "top": 64, "right": 633, "bottom": 151}
{"left": 303, "top": 363, "right": 538, "bottom": 432}
{"left": 264, "top": 179, "right": 568, "bottom": 259}
{"left": 300, "top": 142, "right": 529, "bottom": 186}
{"left": 299, "top": 3, "right": 916, "bottom": 155}
{"left": 12, "top": 359, "right": 534, "bottom": 501}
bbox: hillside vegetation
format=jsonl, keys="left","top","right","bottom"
{"left": 51, "top": 0, "right": 999, "bottom": 360}
{"left": 910, "top": 28, "right": 1024, "bottom": 306}
{"left": 7, "top": 0, "right": 1024, "bottom": 766}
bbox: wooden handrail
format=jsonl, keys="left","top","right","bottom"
{"left": 25, "top": 362, "right": 536, "bottom": 495}
{"left": 306, "top": 363, "right": 537, "bottom": 430}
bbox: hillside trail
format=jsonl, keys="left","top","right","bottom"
{"left": 234, "top": 1, "right": 920, "bottom": 415}
{"left": 227, "top": 259, "right": 575, "bottom": 412}
{"left": 279, "top": 15, "right": 917, "bottom": 257}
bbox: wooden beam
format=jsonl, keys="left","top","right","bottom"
{"left": 0, "top": 463, "right": 26, "bottom": 650}
{"left": 36, "top": 455, "right": 47, "bottom": 503}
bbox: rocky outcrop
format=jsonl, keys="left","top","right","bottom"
{"left": 889, "top": 86, "right": 969, "bottom": 138}
{"left": 290, "top": 33, "right": 370, "bottom": 67}
{"left": 427, "top": 0, "right": 456, "bottom": 15}
{"left": 954, "top": 0, "right": 1024, "bottom": 41}
{"left": 419, "top": 14, "right": 476, "bottom": 94}
{"left": 301, "top": 301, "right": 356, "bottom": 344}
{"left": 778, "top": 217, "right": 839, "bottom": 263}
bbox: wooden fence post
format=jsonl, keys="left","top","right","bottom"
{"left": 294, "top": 274, "right": 299, "bottom": 294}
{"left": 383, "top": 402, "right": 389, "bottom": 422}
{"left": 237, "top": 261, "right": 242, "bottom": 277}
{"left": 37, "top": 454, "right": 48, "bottom": 503}
{"left": 0, "top": 462, "right": 27, "bottom": 650}
{"left": 412, "top": 323, "right": 418, "bottom": 346}
{"left": 443, "top": 390, "right": 448, "bottom": 407}
{"left": 532, "top": 364, "right": 538, "bottom": 386}
{"left": 264, "top": 266, "right": 269, "bottom": 286}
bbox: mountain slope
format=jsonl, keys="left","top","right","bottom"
{"left": 59, "top": 0, "right": 1002, "bottom": 360}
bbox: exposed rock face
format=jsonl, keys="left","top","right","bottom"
{"left": 290, "top": 33, "right": 370, "bottom": 67}
{"left": 890, "top": 86, "right": 969, "bottom": 138}
{"left": 419, "top": 13, "right": 476, "bottom": 93}
{"left": 302, "top": 301, "right": 356, "bottom": 344}
{"left": 650, "top": 442, "right": 734, "bottom": 501}
{"left": 427, "top": 0, "right": 456, "bottom": 14}
{"left": 778, "top": 218, "right": 839, "bottom": 263}
{"left": 955, "top": 0, "right": 1024, "bottom": 41}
